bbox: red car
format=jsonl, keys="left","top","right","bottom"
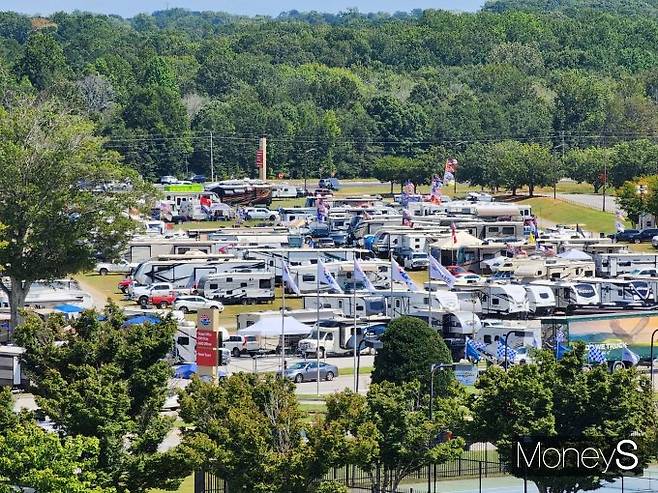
{"left": 446, "top": 265, "right": 472, "bottom": 275}
{"left": 148, "top": 293, "right": 177, "bottom": 309}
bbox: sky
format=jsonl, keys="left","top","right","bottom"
{"left": 3, "top": 0, "right": 484, "bottom": 18}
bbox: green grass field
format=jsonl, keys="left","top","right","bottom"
{"left": 150, "top": 475, "right": 193, "bottom": 493}
{"left": 519, "top": 197, "right": 622, "bottom": 233}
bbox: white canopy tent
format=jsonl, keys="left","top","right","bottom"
{"left": 557, "top": 249, "right": 592, "bottom": 261}
{"left": 237, "top": 316, "right": 312, "bottom": 337}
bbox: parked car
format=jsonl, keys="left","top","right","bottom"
{"left": 223, "top": 334, "right": 259, "bottom": 358}
{"left": 318, "top": 178, "right": 341, "bottom": 191}
{"left": 281, "top": 361, "right": 338, "bottom": 383}
{"left": 149, "top": 293, "right": 177, "bottom": 309}
{"left": 191, "top": 174, "right": 206, "bottom": 183}
{"left": 609, "top": 229, "right": 639, "bottom": 242}
{"left": 244, "top": 207, "right": 280, "bottom": 221}
{"left": 454, "top": 273, "right": 482, "bottom": 284}
{"left": 96, "top": 259, "right": 136, "bottom": 276}
{"left": 629, "top": 228, "right": 658, "bottom": 243}
{"left": 173, "top": 295, "right": 224, "bottom": 313}
{"left": 446, "top": 265, "right": 473, "bottom": 276}
{"left": 160, "top": 175, "right": 177, "bottom": 184}
{"left": 653, "top": 235, "right": 658, "bottom": 249}
{"left": 117, "top": 277, "right": 133, "bottom": 293}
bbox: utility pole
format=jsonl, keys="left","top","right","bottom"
{"left": 209, "top": 131, "right": 215, "bottom": 182}
{"left": 258, "top": 136, "right": 267, "bottom": 181}
{"left": 556, "top": 131, "right": 566, "bottom": 200}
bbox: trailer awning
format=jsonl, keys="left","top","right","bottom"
{"left": 238, "top": 316, "right": 312, "bottom": 337}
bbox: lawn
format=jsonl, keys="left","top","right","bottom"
{"left": 519, "top": 197, "right": 622, "bottom": 234}
{"left": 75, "top": 272, "right": 130, "bottom": 304}
{"left": 150, "top": 475, "right": 193, "bottom": 493}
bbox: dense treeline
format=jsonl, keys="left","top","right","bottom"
{"left": 3, "top": 7, "right": 658, "bottom": 182}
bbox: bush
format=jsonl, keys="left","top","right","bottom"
{"left": 315, "top": 481, "right": 349, "bottom": 493}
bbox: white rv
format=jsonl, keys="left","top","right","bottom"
{"left": 290, "top": 260, "right": 390, "bottom": 293}
{"left": 297, "top": 319, "right": 387, "bottom": 357}
{"left": 200, "top": 272, "right": 275, "bottom": 304}
{"left": 302, "top": 294, "right": 388, "bottom": 318}
{"left": 236, "top": 308, "right": 343, "bottom": 331}
{"left": 245, "top": 248, "right": 370, "bottom": 278}
{"left": 523, "top": 284, "right": 556, "bottom": 315}
{"left": 457, "top": 284, "right": 529, "bottom": 317}
{"left": 586, "top": 278, "right": 656, "bottom": 308}
{"left": 132, "top": 258, "right": 265, "bottom": 288}
{"left": 529, "top": 280, "right": 599, "bottom": 313}
{"left": 272, "top": 183, "right": 299, "bottom": 198}
{"left": 595, "top": 253, "right": 658, "bottom": 277}
{"left": 0, "top": 279, "right": 94, "bottom": 311}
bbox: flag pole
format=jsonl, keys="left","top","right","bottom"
{"left": 389, "top": 234, "right": 394, "bottom": 318}
{"left": 353, "top": 257, "right": 358, "bottom": 392}
{"left": 316, "top": 264, "right": 320, "bottom": 396}
{"left": 428, "top": 253, "right": 433, "bottom": 329}
{"left": 280, "top": 254, "right": 287, "bottom": 374}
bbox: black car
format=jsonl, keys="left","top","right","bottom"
{"left": 628, "top": 228, "right": 658, "bottom": 243}
{"left": 191, "top": 174, "right": 206, "bottom": 183}
{"left": 608, "top": 229, "right": 639, "bottom": 242}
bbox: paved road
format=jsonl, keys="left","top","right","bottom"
{"left": 555, "top": 193, "right": 618, "bottom": 212}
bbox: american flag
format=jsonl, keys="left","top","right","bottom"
{"left": 450, "top": 222, "right": 457, "bottom": 244}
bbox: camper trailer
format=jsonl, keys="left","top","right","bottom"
{"left": 384, "top": 289, "right": 461, "bottom": 319}
{"left": 529, "top": 280, "right": 600, "bottom": 313}
{"left": 271, "top": 183, "right": 299, "bottom": 199}
{"left": 523, "top": 284, "right": 556, "bottom": 315}
{"left": 595, "top": 252, "right": 658, "bottom": 277}
{"left": 131, "top": 258, "right": 265, "bottom": 288}
{"left": 297, "top": 319, "right": 388, "bottom": 357}
{"left": 206, "top": 179, "right": 272, "bottom": 206}
{"left": 585, "top": 278, "right": 656, "bottom": 308}
{"left": 303, "top": 294, "right": 388, "bottom": 318}
{"left": 290, "top": 260, "right": 390, "bottom": 293}
{"left": 236, "top": 308, "right": 343, "bottom": 331}
{"left": 456, "top": 284, "right": 529, "bottom": 317}
{"left": 246, "top": 248, "right": 371, "bottom": 279}
{"left": 199, "top": 272, "right": 275, "bottom": 304}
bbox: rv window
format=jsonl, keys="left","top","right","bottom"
{"left": 483, "top": 335, "right": 492, "bottom": 343}
{"left": 325, "top": 333, "right": 333, "bottom": 341}
{"left": 322, "top": 303, "right": 331, "bottom": 309}
{"left": 338, "top": 301, "right": 343, "bottom": 308}
{"left": 269, "top": 261, "right": 274, "bottom": 266}
{"left": 539, "top": 293, "right": 549, "bottom": 299}
{"left": 302, "top": 275, "right": 315, "bottom": 282}
{"left": 246, "top": 321, "right": 254, "bottom": 327}
{"left": 395, "top": 300, "right": 401, "bottom": 307}
{"left": 241, "top": 283, "right": 247, "bottom": 288}
{"left": 488, "top": 227, "right": 500, "bottom": 233}
{"left": 356, "top": 305, "right": 364, "bottom": 311}
{"left": 177, "top": 337, "right": 190, "bottom": 346}
{"left": 502, "top": 227, "right": 515, "bottom": 235}
{"left": 618, "top": 290, "right": 623, "bottom": 295}
{"left": 259, "top": 279, "right": 271, "bottom": 289}
{"left": 378, "top": 266, "right": 387, "bottom": 272}
{"left": 492, "top": 298, "right": 500, "bottom": 305}
{"left": 210, "top": 284, "right": 218, "bottom": 290}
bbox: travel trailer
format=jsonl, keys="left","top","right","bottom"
{"left": 529, "top": 280, "right": 600, "bottom": 313}
{"left": 585, "top": 278, "right": 656, "bottom": 308}
{"left": 303, "top": 294, "right": 388, "bottom": 318}
{"left": 246, "top": 248, "right": 371, "bottom": 278}
{"left": 199, "top": 272, "right": 275, "bottom": 304}
{"left": 125, "top": 238, "right": 226, "bottom": 263}
{"left": 271, "top": 183, "right": 299, "bottom": 199}
{"left": 236, "top": 308, "right": 343, "bottom": 331}
{"left": 132, "top": 258, "right": 265, "bottom": 288}
{"left": 297, "top": 319, "right": 388, "bottom": 357}
{"left": 206, "top": 179, "right": 272, "bottom": 206}
{"left": 456, "top": 284, "right": 529, "bottom": 317}
{"left": 0, "top": 279, "right": 93, "bottom": 311}
{"left": 595, "top": 253, "right": 658, "bottom": 277}
{"left": 384, "top": 289, "right": 461, "bottom": 319}
{"left": 523, "top": 284, "right": 556, "bottom": 315}
{"left": 492, "top": 257, "right": 595, "bottom": 282}
{"left": 290, "top": 260, "right": 391, "bottom": 293}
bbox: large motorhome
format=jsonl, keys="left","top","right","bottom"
{"left": 297, "top": 318, "right": 388, "bottom": 357}
{"left": 199, "top": 272, "right": 275, "bottom": 304}
{"left": 236, "top": 308, "right": 343, "bottom": 331}
{"left": 528, "top": 280, "right": 600, "bottom": 313}
{"left": 132, "top": 258, "right": 265, "bottom": 288}
{"left": 595, "top": 252, "right": 658, "bottom": 277}
{"left": 384, "top": 289, "right": 461, "bottom": 319}
{"left": 303, "top": 294, "right": 388, "bottom": 318}
{"left": 125, "top": 238, "right": 225, "bottom": 263}
{"left": 290, "top": 260, "right": 391, "bottom": 293}
{"left": 491, "top": 257, "right": 595, "bottom": 282}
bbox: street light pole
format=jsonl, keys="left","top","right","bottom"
{"left": 428, "top": 362, "right": 455, "bottom": 493}
{"left": 504, "top": 330, "right": 517, "bottom": 371}
{"left": 650, "top": 329, "right": 658, "bottom": 389}
{"left": 303, "top": 148, "right": 316, "bottom": 192}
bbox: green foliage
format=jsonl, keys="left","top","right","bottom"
{"left": 314, "top": 481, "right": 349, "bottom": 493}
{"left": 12, "top": 308, "right": 190, "bottom": 493}
{"left": 0, "top": 100, "right": 151, "bottom": 327}
{"left": 18, "top": 32, "right": 69, "bottom": 91}
{"left": 616, "top": 175, "right": 658, "bottom": 225}
{"left": 372, "top": 316, "right": 454, "bottom": 394}
{"left": 469, "top": 345, "right": 658, "bottom": 492}
{"left": 178, "top": 373, "right": 347, "bottom": 493}
{"left": 325, "top": 381, "right": 465, "bottom": 493}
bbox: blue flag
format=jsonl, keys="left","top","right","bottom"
{"left": 588, "top": 345, "right": 607, "bottom": 365}
{"left": 465, "top": 337, "right": 481, "bottom": 362}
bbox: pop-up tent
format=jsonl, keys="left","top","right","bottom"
{"left": 237, "top": 316, "right": 312, "bottom": 337}
{"left": 557, "top": 249, "right": 592, "bottom": 261}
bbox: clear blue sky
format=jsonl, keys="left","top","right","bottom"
{"left": 4, "top": 0, "right": 484, "bottom": 18}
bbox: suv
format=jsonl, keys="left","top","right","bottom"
{"left": 244, "top": 207, "right": 279, "bottom": 221}
{"left": 223, "top": 334, "right": 259, "bottom": 358}
{"left": 160, "top": 175, "right": 177, "bottom": 184}
{"left": 173, "top": 295, "right": 224, "bottom": 313}
{"left": 629, "top": 228, "right": 658, "bottom": 243}
{"left": 318, "top": 178, "right": 341, "bottom": 190}
{"left": 609, "top": 229, "right": 639, "bottom": 242}
{"left": 401, "top": 251, "right": 429, "bottom": 270}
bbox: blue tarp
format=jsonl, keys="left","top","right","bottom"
{"left": 173, "top": 363, "right": 197, "bottom": 379}
{"left": 53, "top": 304, "right": 84, "bottom": 313}
{"left": 123, "top": 315, "right": 161, "bottom": 326}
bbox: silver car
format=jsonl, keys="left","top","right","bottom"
{"left": 283, "top": 361, "right": 338, "bottom": 383}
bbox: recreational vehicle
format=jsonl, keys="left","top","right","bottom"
{"left": 585, "top": 278, "right": 656, "bottom": 308}
{"left": 595, "top": 252, "right": 658, "bottom": 277}
{"left": 245, "top": 248, "right": 371, "bottom": 278}
{"left": 523, "top": 284, "right": 556, "bottom": 315}
{"left": 199, "top": 272, "right": 275, "bottom": 304}
{"left": 297, "top": 319, "right": 388, "bottom": 357}
{"left": 206, "top": 179, "right": 272, "bottom": 206}
{"left": 303, "top": 294, "right": 388, "bottom": 318}
{"left": 456, "top": 284, "right": 529, "bottom": 317}
{"left": 290, "top": 260, "right": 391, "bottom": 293}
{"left": 271, "top": 183, "right": 299, "bottom": 199}
{"left": 236, "top": 308, "right": 343, "bottom": 331}
{"left": 529, "top": 280, "right": 600, "bottom": 313}
{"left": 132, "top": 258, "right": 265, "bottom": 288}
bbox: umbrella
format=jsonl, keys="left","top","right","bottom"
{"left": 173, "top": 363, "right": 197, "bottom": 379}
{"left": 53, "top": 304, "right": 84, "bottom": 314}
{"left": 557, "top": 249, "right": 592, "bottom": 261}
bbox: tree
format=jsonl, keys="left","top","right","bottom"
{"left": 371, "top": 156, "right": 409, "bottom": 193}
{"left": 178, "top": 373, "right": 347, "bottom": 493}
{"left": 608, "top": 139, "right": 658, "bottom": 188}
{"left": 0, "top": 101, "right": 148, "bottom": 328}
{"left": 12, "top": 308, "right": 190, "bottom": 493}
{"left": 616, "top": 176, "right": 658, "bottom": 226}
{"left": 469, "top": 345, "right": 657, "bottom": 493}
{"left": 563, "top": 147, "right": 613, "bottom": 193}
{"left": 19, "top": 32, "right": 70, "bottom": 91}
{"left": 325, "top": 381, "right": 465, "bottom": 493}
{"left": 0, "top": 388, "right": 113, "bottom": 493}
{"left": 372, "top": 316, "right": 454, "bottom": 394}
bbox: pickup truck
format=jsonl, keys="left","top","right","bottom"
{"left": 397, "top": 250, "right": 429, "bottom": 270}
{"left": 129, "top": 283, "right": 192, "bottom": 307}
{"left": 96, "top": 259, "right": 137, "bottom": 276}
